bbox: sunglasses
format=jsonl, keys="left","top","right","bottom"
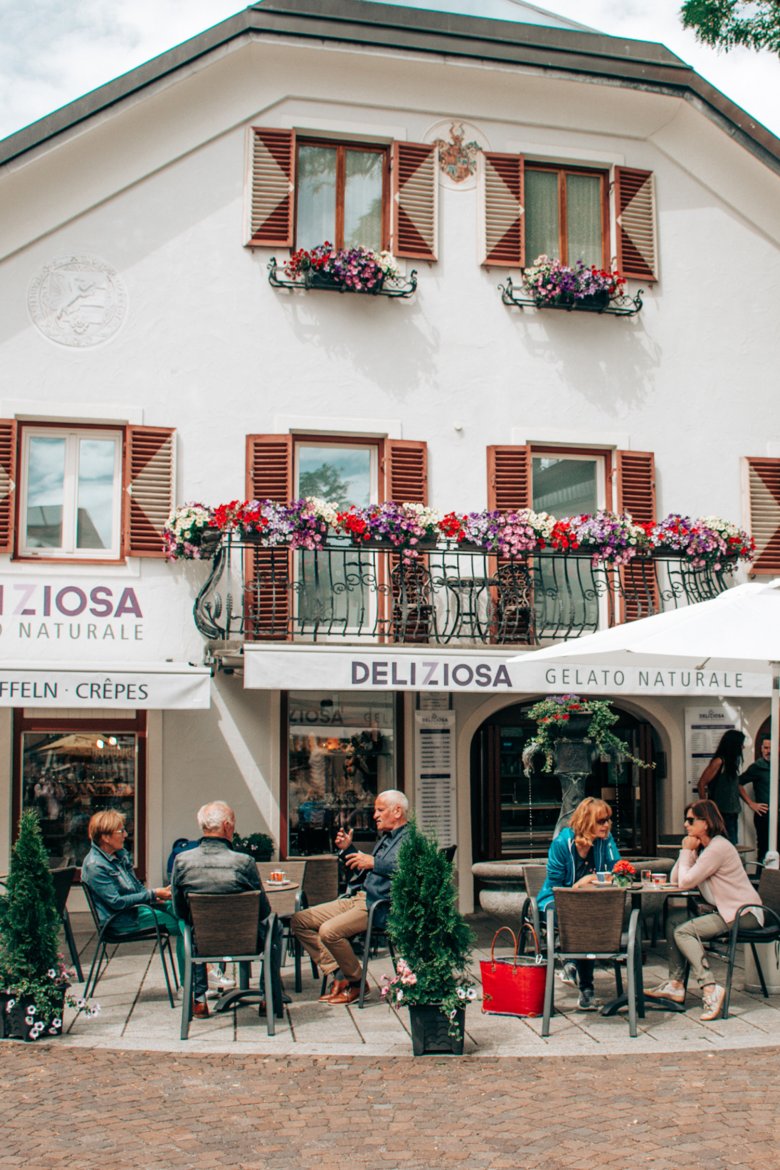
{"left": 684, "top": 816, "right": 697, "bottom": 825}
{"left": 596, "top": 816, "right": 612, "bottom": 825}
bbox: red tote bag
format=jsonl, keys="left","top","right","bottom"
{"left": 480, "top": 926, "right": 547, "bottom": 1018}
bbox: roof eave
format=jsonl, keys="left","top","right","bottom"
{"left": 1, "top": 0, "right": 777, "bottom": 173}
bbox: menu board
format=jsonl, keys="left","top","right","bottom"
{"left": 414, "top": 709, "right": 456, "bottom": 847}
{"left": 685, "top": 705, "right": 742, "bottom": 795}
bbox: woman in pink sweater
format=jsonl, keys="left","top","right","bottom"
{"left": 645, "top": 799, "right": 763, "bottom": 1020}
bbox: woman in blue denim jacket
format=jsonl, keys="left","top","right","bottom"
{"left": 537, "top": 797, "right": 621, "bottom": 1010}
{"left": 80, "top": 809, "right": 183, "bottom": 974}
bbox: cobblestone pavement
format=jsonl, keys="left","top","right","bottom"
{"left": 2, "top": 1044, "right": 779, "bottom": 1170}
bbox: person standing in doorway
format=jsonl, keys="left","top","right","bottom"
{"left": 698, "top": 729, "right": 745, "bottom": 846}
{"left": 741, "top": 735, "right": 773, "bottom": 861}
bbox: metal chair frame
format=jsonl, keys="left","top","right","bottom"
{"left": 81, "top": 881, "right": 178, "bottom": 1007}
{"left": 50, "top": 866, "right": 83, "bottom": 982}
{"left": 720, "top": 868, "right": 780, "bottom": 1019}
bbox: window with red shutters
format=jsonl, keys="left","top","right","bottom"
{"left": 2, "top": 421, "right": 173, "bottom": 562}
{"left": 746, "top": 458, "right": 780, "bottom": 576}
{"left": 247, "top": 128, "right": 438, "bottom": 262}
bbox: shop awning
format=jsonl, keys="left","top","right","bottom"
{"left": 0, "top": 661, "right": 211, "bottom": 709}
{"left": 243, "top": 645, "right": 768, "bottom": 697}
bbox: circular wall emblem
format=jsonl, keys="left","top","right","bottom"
{"left": 27, "top": 255, "right": 127, "bottom": 347}
{"left": 425, "top": 119, "right": 490, "bottom": 190}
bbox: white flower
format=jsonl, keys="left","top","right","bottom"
{"left": 467, "top": 988, "right": 478, "bottom": 1001}
{"left": 456, "top": 987, "right": 467, "bottom": 999}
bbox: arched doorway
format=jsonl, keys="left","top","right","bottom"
{"left": 470, "top": 700, "right": 660, "bottom": 861}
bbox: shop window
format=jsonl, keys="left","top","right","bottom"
{"left": 0, "top": 420, "right": 175, "bottom": 561}
{"left": 246, "top": 127, "right": 438, "bottom": 260}
{"left": 16, "top": 715, "right": 146, "bottom": 872}
{"left": 286, "top": 691, "right": 398, "bottom": 856}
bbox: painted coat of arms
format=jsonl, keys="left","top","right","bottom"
{"left": 432, "top": 122, "right": 483, "bottom": 184}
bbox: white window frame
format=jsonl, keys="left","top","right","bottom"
{"left": 18, "top": 426, "right": 123, "bottom": 560}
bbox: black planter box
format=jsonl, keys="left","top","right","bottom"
{"left": 408, "top": 1004, "right": 465, "bottom": 1056}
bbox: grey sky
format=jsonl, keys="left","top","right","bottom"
{"left": 0, "top": 1, "right": 777, "bottom": 140}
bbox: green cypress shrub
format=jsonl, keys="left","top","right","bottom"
{"left": 385, "top": 820, "right": 474, "bottom": 1023}
{"left": 0, "top": 810, "right": 64, "bottom": 1024}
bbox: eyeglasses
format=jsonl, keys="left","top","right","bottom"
{"left": 596, "top": 816, "right": 612, "bottom": 825}
{"left": 684, "top": 816, "right": 697, "bottom": 825}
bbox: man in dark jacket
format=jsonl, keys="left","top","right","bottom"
{"left": 741, "top": 736, "right": 773, "bottom": 861}
{"left": 172, "top": 801, "right": 271, "bottom": 1017}
{"left": 291, "top": 790, "right": 409, "bottom": 1006}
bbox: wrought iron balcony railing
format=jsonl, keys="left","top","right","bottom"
{"left": 193, "top": 537, "right": 732, "bottom": 649}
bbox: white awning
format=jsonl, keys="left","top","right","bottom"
{"left": 0, "top": 661, "right": 211, "bottom": 709}
{"left": 243, "top": 645, "right": 768, "bottom": 697}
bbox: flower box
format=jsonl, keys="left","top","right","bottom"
{"left": 1, "top": 989, "right": 65, "bottom": 1041}
{"left": 306, "top": 268, "right": 385, "bottom": 295}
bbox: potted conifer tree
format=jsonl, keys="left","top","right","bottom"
{"left": 0, "top": 810, "right": 70, "bottom": 1041}
{"left": 384, "top": 821, "right": 475, "bottom": 1055}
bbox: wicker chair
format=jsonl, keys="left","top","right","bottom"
{"left": 518, "top": 863, "right": 547, "bottom": 953}
{"left": 542, "top": 887, "right": 641, "bottom": 1037}
{"left": 181, "top": 891, "right": 279, "bottom": 1039}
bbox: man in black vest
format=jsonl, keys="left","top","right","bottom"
{"left": 291, "top": 790, "right": 409, "bottom": 1006}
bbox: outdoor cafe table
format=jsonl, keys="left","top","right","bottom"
{"left": 600, "top": 882, "right": 700, "bottom": 1019}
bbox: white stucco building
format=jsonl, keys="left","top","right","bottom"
{"left": 1, "top": 0, "right": 779, "bottom": 909}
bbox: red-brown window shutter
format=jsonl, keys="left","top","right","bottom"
{"left": 246, "top": 434, "right": 293, "bottom": 641}
{"left": 487, "top": 446, "right": 531, "bottom": 511}
{"left": 391, "top": 142, "right": 438, "bottom": 261}
{"left": 482, "top": 153, "right": 525, "bottom": 268}
{"left": 247, "top": 128, "right": 296, "bottom": 248}
{"left": 124, "top": 427, "right": 175, "bottom": 558}
{"left": 616, "top": 449, "right": 656, "bottom": 622}
{"left": 616, "top": 450, "right": 656, "bottom": 524}
{"left": 614, "top": 167, "right": 657, "bottom": 282}
{"left": 385, "top": 439, "right": 428, "bottom": 504}
{"left": 746, "top": 457, "right": 780, "bottom": 575}
{"left": 0, "top": 419, "right": 17, "bottom": 555}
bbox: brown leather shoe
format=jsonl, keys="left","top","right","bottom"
{"left": 319, "top": 978, "right": 348, "bottom": 1002}
{"left": 192, "top": 999, "right": 210, "bottom": 1019}
{"left": 328, "top": 983, "right": 364, "bottom": 1006}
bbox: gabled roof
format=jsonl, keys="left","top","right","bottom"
{"left": 2, "top": 0, "right": 778, "bottom": 173}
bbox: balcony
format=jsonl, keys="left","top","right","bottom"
{"left": 193, "top": 537, "right": 732, "bottom": 651}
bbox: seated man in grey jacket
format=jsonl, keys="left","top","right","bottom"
{"left": 291, "top": 790, "right": 410, "bottom": 1006}
{"left": 171, "top": 801, "right": 271, "bottom": 1018}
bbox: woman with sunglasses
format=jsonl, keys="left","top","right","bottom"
{"left": 537, "top": 797, "right": 621, "bottom": 1010}
{"left": 645, "top": 799, "right": 763, "bottom": 1021}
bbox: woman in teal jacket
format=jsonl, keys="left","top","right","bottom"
{"left": 537, "top": 797, "right": 621, "bottom": 1010}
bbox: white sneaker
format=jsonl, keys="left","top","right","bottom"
{"left": 558, "top": 962, "right": 579, "bottom": 987}
{"left": 207, "top": 971, "right": 236, "bottom": 991}
{"left": 700, "top": 984, "right": 726, "bottom": 1021}
{"left": 644, "top": 981, "right": 685, "bottom": 1004}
